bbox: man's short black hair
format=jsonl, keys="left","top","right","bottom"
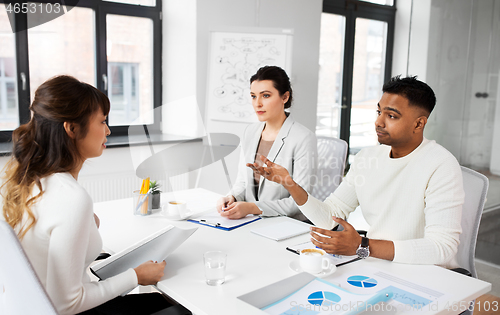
{"left": 382, "top": 75, "right": 436, "bottom": 115}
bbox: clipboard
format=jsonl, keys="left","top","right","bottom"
{"left": 251, "top": 221, "right": 310, "bottom": 241}
{"left": 90, "top": 225, "right": 197, "bottom": 280}
{"left": 188, "top": 212, "right": 261, "bottom": 231}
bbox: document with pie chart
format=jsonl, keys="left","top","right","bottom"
{"left": 332, "top": 266, "right": 452, "bottom": 314}
{"left": 261, "top": 278, "right": 392, "bottom": 315}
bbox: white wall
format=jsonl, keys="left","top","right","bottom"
{"left": 410, "top": 0, "right": 500, "bottom": 169}
{"left": 78, "top": 0, "right": 323, "bottom": 197}
{"left": 0, "top": 1, "right": 326, "bottom": 197}
{"left": 407, "top": 0, "right": 431, "bottom": 81}
{"left": 194, "top": 0, "right": 322, "bottom": 193}
{"left": 419, "top": 0, "right": 472, "bottom": 159}
{"left": 162, "top": 0, "right": 205, "bottom": 139}
{"left": 391, "top": 0, "right": 411, "bottom": 77}
{"left": 196, "top": 0, "right": 322, "bottom": 135}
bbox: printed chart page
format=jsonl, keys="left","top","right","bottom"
{"left": 262, "top": 278, "right": 392, "bottom": 315}
{"left": 330, "top": 266, "right": 451, "bottom": 313}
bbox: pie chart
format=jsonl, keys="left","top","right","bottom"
{"left": 307, "top": 291, "right": 341, "bottom": 306}
{"left": 347, "top": 275, "right": 378, "bottom": 288}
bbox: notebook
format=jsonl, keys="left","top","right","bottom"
{"left": 91, "top": 225, "right": 197, "bottom": 280}
{"left": 251, "top": 221, "right": 310, "bottom": 241}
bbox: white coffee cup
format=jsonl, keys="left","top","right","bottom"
{"left": 299, "top": 248, "right": 333, "bottom": 274}
{"left": 166, "top": 200, "right": 188, "bottom": 218}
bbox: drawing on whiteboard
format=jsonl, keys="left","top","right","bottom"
{"left": 206, "top": 31, "right": 292, "bottom": 123}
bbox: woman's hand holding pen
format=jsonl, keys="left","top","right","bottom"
{"left": 134, "top": 260, "right": 166, "bottom": 285}
{"left": 246, "top": 156, "right": 294, "bottom": 188}
{"left": 216, "top": 195, "right": 235, "bottom": 213}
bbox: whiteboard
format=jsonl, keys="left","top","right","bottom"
{"left": 205, "top": 28, "right": 293, "bottom": 124}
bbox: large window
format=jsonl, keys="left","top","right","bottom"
{"left": 0, "top": 0, "right": 162, "bottom": 141}
{"left": 27, "top": 5, "right": 96, "bottom": 98}
{"left": 108, "top": 62, "right": 142, "bottom": 125}
{"left": 317, "top": 0, "right": 395, "bottom": 154}
{"left": 350, "top": 18, "right": 388, "bottom": 149}
{"left": 0, "top": 5, "right": 18, "bottom": 131}
{"left": 316, "top": 13, "right": 345, "bottom": 139}
{"left": 107, "top": 14, "right": 153, "bottom": 126}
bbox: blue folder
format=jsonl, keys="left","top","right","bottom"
{"left": 188, "top": 215, "right": 261, "bottom": 231}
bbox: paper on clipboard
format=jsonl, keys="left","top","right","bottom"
{"left": 331, "top": 266, "right": 450, "bottom": 313}
{"left": 188, "top": 212, "right": 261, "bottom": 231}
{"left": 251, "top": 221, "right": 310, "bottom": 241}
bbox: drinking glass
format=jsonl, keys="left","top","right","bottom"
{"left": 203, "top": 251, "right": 226, "bottom": 286}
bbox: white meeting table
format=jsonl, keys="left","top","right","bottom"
{"left": 94, "top": 188, "right": 491, "bottom": 315}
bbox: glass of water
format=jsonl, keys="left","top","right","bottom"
{"left": 203, "top": 251, "right": 226, "bottom": 286}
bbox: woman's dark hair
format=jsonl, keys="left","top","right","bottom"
{"left": 1, "top": 75, "right": 110, "bottom": 239}
{"left": 250, "top": 66, "right": 293, "bottom": 109}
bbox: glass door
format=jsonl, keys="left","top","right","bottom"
{"left": 317, "top": 1, "right": 395, "bottom": 155}
{"left": 316, "top": 13, "right": 346, "bottom": 138}
{"left": 350, "top": 18, "right": 388, "bottom": 152}
{"left": 409, "top": 0, "right": 500, "bottom": 265}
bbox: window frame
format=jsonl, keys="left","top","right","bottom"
{"left": 0, "top": 0, "right": 162, "bottom": 142}
{"left": 0, "top": 58, "right": 18, "bottom": 125}
{"left": 321, "top": 0, "right": 396, "bottom": 154}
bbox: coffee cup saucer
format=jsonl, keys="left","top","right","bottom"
{"left": 161, "top": 210, "right": 192, "bottom": 221}
{"left": 289, "top": 258, "right": 337, "bottom": 278}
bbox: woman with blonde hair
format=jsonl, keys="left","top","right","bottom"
{"left": 1, "top": 76, "right": 188, "bottom": 315}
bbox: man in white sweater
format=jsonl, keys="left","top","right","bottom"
{"left": 249, "top": 76, "right": 464, "bottom": 268}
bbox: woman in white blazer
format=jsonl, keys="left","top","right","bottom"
{"left": 216, "top": 66, "right": 317, "bottom": 220}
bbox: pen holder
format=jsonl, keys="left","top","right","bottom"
{"left": 133, "top": 190, "right": 152, "bottom": 216}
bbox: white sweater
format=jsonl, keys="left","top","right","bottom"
{"left": 299, "top": 138, "right": 464, "bottom": 268}
{"left": 18, "top": 173, "right": 137, "bottom": 315}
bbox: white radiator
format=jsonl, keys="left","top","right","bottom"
{"left": 79, "top": 170, "right": 190, "bottom": 203}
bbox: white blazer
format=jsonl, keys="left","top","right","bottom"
{"left": 229, "top": 116, "right": 318, "bottom": 219}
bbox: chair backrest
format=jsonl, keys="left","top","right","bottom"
{"left": 0, "top": 221, "right": 58, "bottom": 314}
{"left": 458, "top": 166, "right": 489, "bottom": 278}
{"left": 311, "top": 136, "right": 348, "bottom": 201}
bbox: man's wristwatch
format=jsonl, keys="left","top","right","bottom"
{"left": 356, "top": 237, "right": 370, "bottom": 259}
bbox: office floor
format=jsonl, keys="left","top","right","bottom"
{"left": 476, "top": 259, "right": 500, "bottom": 297}
{"left": 475, "top": 294, "right": 500, "bottom": 315}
